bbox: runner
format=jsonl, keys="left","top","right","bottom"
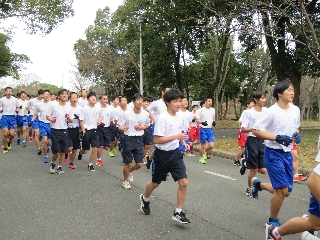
{"left": 0, "top": 87, "right": 20, "bottom": 153}
{"left": 252, "top": 79, "right": 301, "bottom": 227}
{"left": 16, "top": 91, "right": 29, "bottom": 147}
{"left": 139, "top": 89, "right": 191, "bottom": 224}
{"left": 118, "top": 93, "right": 149, "bottom": 189}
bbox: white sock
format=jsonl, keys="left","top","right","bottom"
{"left": 143, "top": 195, "right": 149, "bottom": 202}
{"left": 272, "top": 227, "right": 281, "bottom": 238}
{"left": 175, "top": 208, "right": 182, "bottom": 214}
{"left": 89, "top": 163, "right": 92, "bottom": 166}
{"left": 294, "top": 174, "right": 299, "bottom": 178}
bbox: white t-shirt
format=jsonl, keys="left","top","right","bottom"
{"left": 114, "top": 107, "right": 127, "bottom": 123}
{"left": 18, "top": 99, "right": 29, "bottom": 116}
{"left": 68, "top": 105, "right": 81, "bottom": 129}
{"left": 128, "top": 101, "right": 134, "bottom": 109}
{"left": 0, "top": 96, "right": 20, "bottom": 115}
{"left": 146, "top": 99, "right": 167, "bottom": 120}
{"left": 178, "top": 110, "right": 192, "bottom": 132}
{"left": 35, "top": 101, "right": 53, "bottom": 123}
{"left": 110, "top": 105, "right": 120, "bottom": 122}
{"left": 190, "top": 111, "right": 198, "bottom": 127}
{"left": 253, "top": 103, "right": 300, "bottom": 152}
{"left": 119, "top": 108, "right": 150, "bottom": 136}
{"left": 99, "top": 105, "right": 113, "bottom": 127}
{"left": 196, "top": 107, "right": 215, "bottom": 128}
{"left": 239, "top": 109, "right": 249, "bottom": 123}
{"left": 154, "top": 111, "right": 184, "bottom": 151}
{"left": 27, "top": 98, "right": 43, "bottom": 116}
{"left": 241, "top": 107, "right": 267, "bottom": 137}
{"left": 48, "top": 103, "right": 72, "bottom": 129}
{"left": 78, "top": 97, "right": 88, "bottom": 108}
{"left": 79, "top": 105, "right": 103, "bottom": 130}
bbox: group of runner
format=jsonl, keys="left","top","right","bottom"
{"left": 0, "top": 80, "right": 320, "bottom": 239}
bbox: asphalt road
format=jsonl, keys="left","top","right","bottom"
{"left": 0, "top": 137, "right": 311, "bottom": 240}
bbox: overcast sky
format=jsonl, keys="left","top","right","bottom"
{"left": 1, "top": 0, "right": 123, "bottom": 90}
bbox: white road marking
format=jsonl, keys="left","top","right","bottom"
{"left": 204, "top": 171, "right": 237, "bottom": 181}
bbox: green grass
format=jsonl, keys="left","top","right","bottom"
{"left": 214, "top": 126, "right": 320, "bottom": 170}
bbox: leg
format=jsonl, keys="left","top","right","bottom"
{"left": 144, "top": 181, "right": 159, "bottom": 198}
{"left": 123, "top": 163, "right": 132, "bottom": 181}
{"left": 248, "top": 168, "right": 258, "bottom": 188}
{"left": 34, "top": 129, "right": 40, "bottom": 149}
{"left": 205, "top": 142, "right": 215, "bottom": 152}
{"left": 2, "top": 127, "right": 8, "bottom": 147}
{"left": 22, "top": 126, "right": 27, "bottom": 142}
{"left": 89, "top": 147, "right": 97, "bottom": 164}
{"left": 278, "top": 214, "right": 320, "bottom": 236}
{"left": 130, "top": 162, "right": 143, "bottom": 172}
{"left": 176, "top": 178, "right": 188, "bottom": 209}
{"left": 42, "top": 136, "right": 48, "bottom": 156}
{"left": 236, "top": 146, "right": 245, "bottom": 160}
{"left": 270, "top": 187, "right": 291, "bottom": 219}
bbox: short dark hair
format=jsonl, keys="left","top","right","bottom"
{"left": 119, "top": 96, "right": 127, "bottom": 102}
{"left": 200, "top": 100, "right": 205, "bottom": 106}
{"left": 192, "top": 104, "right": 198, "bottom": 109}
{"left": 162, "top": 87, "right": 170, "bottom": 93}
{"left": 132, "top": 93, "right": 143, "bottom": 102}
{"left": 109, "top": 95, "right": 118, "bottom": 102}
{"left": 87, "top": 91, "right": 96, "bottom": 99}
{"left": 143, "top": 97, "right": 150, "bottom": 102}
{"left": 37, "top": 89, "right": 44, "bottom": 95}
{"left": 5, "top": 87, "right": 12, "bottom": 91}
{"left": 43, "top": 89, "right": 50, "bottom": 94}
{"left": 70, "top": 92, "right": 78, "bottom": 98}
{"left": 273, "top": 79, "right": 293, "bottom": 100}
{"left": 57, "top": 89, "right": 68, "bottom": 96}
{"left": 20, "top": 91, "right": 26, "bottom": 95}
{"left": 252, "top": 90, "right": 265, "bottom": 103}
{"left": 163, "top": 88, "right": 183, "bottom": 104}
{"left": 245, "top": 99, "right": 254, "bottom": 106}
{"left": 27, "top": 94, "right": 31, "bottom": 98}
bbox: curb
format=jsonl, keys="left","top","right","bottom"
{"left": 194, "top": 147, "right": 312, "bottom": 177}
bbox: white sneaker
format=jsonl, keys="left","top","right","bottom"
{"left": 301, "top": 231, "right": 320, "bottom": 240}
{"left": 122, "top": 180, "right": 131, "bottom": 190}
{"left": 128, "top": 172, "right": 133, "bottom": 182}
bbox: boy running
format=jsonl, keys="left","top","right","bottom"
{"left": 139, "top": 89, "right": 191, "bottom": 224}
{"left": 16, "top": 91, "right": 29, "bottom": 147}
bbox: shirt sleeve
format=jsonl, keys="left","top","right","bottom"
{"left": 252, "top": 110, "right": 272, "bottom": 131}
{"left": 79, "top": 108, "right": 85, "bottom": 121}
{"left": 240, "top": 111, "right": 249, "bottom": 128}
{"left": 154, "top": 115, "right": 166, "bottom": 137}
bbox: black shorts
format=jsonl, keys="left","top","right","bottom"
{"left": 245, "top": 136, "right": 265, "bottom": 169}
{"left": 122, "top": 135, "right": 144, "bottom": 164}
{"left": 98, "top": 126, "right": 110, "bottom": 147}
{"left": 109, "top": 125, "right": 117, "bottom": 141}
{"left": 152, "top": 148, "right": 187, "bottom": 184}
{"left": 143, "top": 125, "right": 154, "bottom": 145}
{"left": 51, "top": 128, "right": 69, "bottom": 154}
{"left": 118, "top": 131, "right": 125, "bottom": 148}
{"left": 68, "top": 128, "right": 81, "bottom": 150}
{"left": 82, "top": 129, "right": 99, "bottom": 150}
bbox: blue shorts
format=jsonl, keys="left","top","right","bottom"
{"left": 27, "top": 115, "right": 33, "bottom": 126}
{"left": 0, "top": 118, "right": 2, "bottom": 129}
{"left": 32, "top": 117, "right": 40, "bottom": 129}
{"left": 1, "top": 115, "right": 16, "bottom": 130}
{"left": 264, "top": 147, "right": 293, "bottom": 192}
{"left": 152, "top": 148, "right": 187, "bottom": 184}
{"left": 122, "top": 135, "right": 144, "bottom": 164}
{"left": 39, "top": 122, "right": 51, "bottom": 139}
{"left": 178, "top": 139, "right": 190, "bottom": 153}
{"left": 200, "top": 128, "right": 215, "bottom": 144}
{"left": 17, "top": 116, "right": 28, "bottom": 128}
{"left": 309, "top": 195, "right": 320, "bottom": 218}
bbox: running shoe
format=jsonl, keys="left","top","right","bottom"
{"left": 112, "top": 146, "right": 117, "bottom": 154}
{"left": 43, "top": 156, "right": 49, "bottom": 163}
{"left": 3, "top": 147, "right": 8, "bottom": 153}
{"left": 22, "top": 141, "right": 26, "bottom": 147}
{"left": 294, "top": 175, "right": 307, "bottom": 182}
{"left": 50, "top": 163, "right": 56, "bottom": 174}
{"left": 266, "top": 226, "right": 282, "bottom": 240}
{"left": 88, "top": 164, "right": 95, "bottom": 171}
{"left": 109, "top": 151, "right": 114, "bottom": 157}
{"left": 1, "top": 144, "right": 4, "bottom": 148}
{"left": 246, "top": 187, "right": 252, "bottom": 197}
{"left": 199, "top": 157, "right": 206, "bottom": 164}
{"left": 146, "top": 156, "right": 152, "bottom": 169}
{"left": 206, "top": 152, "right": 210, "bottom": 159}
{"left": 38, "top": 148, "right": 42, "bottom": 155}
{"left": 301, "top": 231, "right": 319, "bottom": 240}
{"left": 266, "top": 218, "right": 282, "bottom": 227}
{"left": 17, "top": 138, "right": 20, "bottom": 145}
{"left": 203, "top": 153, "right": 207, "bottom": 160}
{"left": 251, "top": 177, "right": 260, "bottom": 199}
{"left": 78, "top": 152, "right": 82, "bottom": 160}
{"left": 56, "top": 166, "right": 64, "bottom": 174}
{"left": 29, "top": 137, "right": 33, "bottom": 143}
{"left": 7, "top": 141, "right": 11, "bottom": 150}
{"left": 69, "top": 163, "right": 76, "bottom": 169}
{"left": 128, "top": 172, "right": 133, "bottom": 182}
{"left": 122, "top": 180, "right": 131, "bottom": 189}
{"left": 139, "top": 194, "right": 150, "bottom": 215}
{"left": 172, "top": 211, "right": 191, "bottom": 224}
{"left": 96, "top": 159, "right": 104, "bottom": 167}
{"left": 240, "top": 158, "right": 247, "bottom": 175}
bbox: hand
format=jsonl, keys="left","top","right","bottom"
{"left": 51, "top": 117, "right": 57, "bottom": 123}
{"left": 293, "top": 132, "right": 301, "bottom": 144}
{"left": 65, "top": 113, "right": 71, "bottom": 120}
{"left": 192, "top": 119, "right": 196, "bottom": 122}
{"left": 184, "top": 144, "right": 190, "bottom": 151}
{"left": 73, "top": 114, "right": 79, "bottom": 119}
{"left": 275, "top": 135, "right": 292, "bottom": 147}
{"left": 0, "top": 110, "right": 3, "bottom": 113}
{"left": 134, "top": 125, "right": 143, "bottom": 131}
{"left": 212, "top": 121, "right": 216, "bottom": 127}
{"left": 177, "top": 132, "right": 189, "bottom": 141}
{"left": 201, "top": 121, "right": 208, "bottom": 126}
{"left": 123, "top": 126, "right": 129, "bottom": 132}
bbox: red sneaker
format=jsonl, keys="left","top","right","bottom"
{"left": 29, "top": 137, "right": 33, "bottom": 143}
{"left": 69, "top": 163, "right": 76, "bottom": 169}
{"left": 96, "top": 159, "right": 104, "bottom": 167}
{"left": 294, "top": 175, "right": 307, "bottom": 182}
{"left": 206, "top": 152, "right": 210, "bottom": 159}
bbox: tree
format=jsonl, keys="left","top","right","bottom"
{"left": 0, "top": 32, "right": 29, "bottom": 79}
{"left": 0, "top": 0, "right": 74, "bottom": 34}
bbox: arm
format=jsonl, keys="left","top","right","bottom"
{"left": 252, "top": 129, "right": 276, "bottom": 141}
{"left": 154, "top": 132, "right": 188, "bottom": 144}
{"left": 80, "top": 120, "right": 86, "bottom": 134}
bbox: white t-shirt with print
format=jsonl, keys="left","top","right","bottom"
{"left": 241, "top": 107, "right": 267, "bottom": 137}
{"left": 119, "top": 109, "right": 149, "bottom": 136}
{"left": 48, "top": 103, "right": 72, "bottom": 129}
{"left": 35, "top": 101, "right": 53, "bottom": 123}
{"left": 0, "top": 96, "right": 20, "bottom": 115}
{"left": 196, "top": 107, "right": 215, "bottom": 128}
{"left": 79, "top": 105, "right": 103, "bottom": 130}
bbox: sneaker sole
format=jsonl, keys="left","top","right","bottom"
{"left": 265, "top": 224, "right": 270, "bottom": 240}
{"left": 171, "top": 216, "right": 189, "bottom": 224}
